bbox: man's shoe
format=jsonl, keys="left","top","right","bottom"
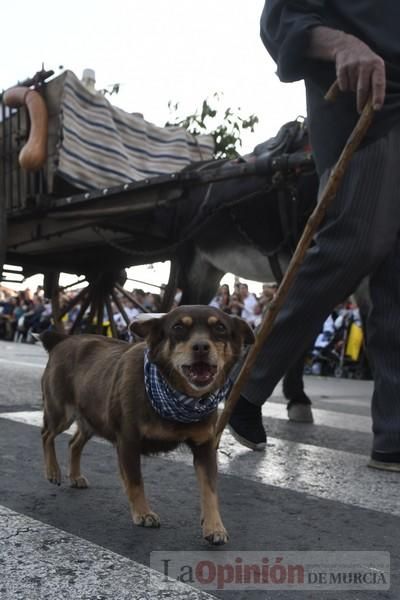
{"left": 228, "top": 395, "right": 266, "bottom": 451}
{"left": 368, "top": 450, "right": 400, "bottom": 472}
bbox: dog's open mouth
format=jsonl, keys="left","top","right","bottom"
{"left": 182, "top": 362, "right": 218, "bottom": 388}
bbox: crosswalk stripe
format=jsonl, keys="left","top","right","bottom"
{"left": 270, "top": 394, "right": 371, "bottom": 409}
{"left": 1, "top": 410, "right": 398, "bottom": 519}
{"left": 0, "top": 503, "right": 216, "bottom": 600}
{"left": 264, "top": 402, "right": 372, "bottom": 433}
{"left": 0, "top": 357, "right": 46, "bottom": 369}
{"left": 0, "top": 405, "right": 372, "bottom": 435}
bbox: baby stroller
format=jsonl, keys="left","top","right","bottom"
{"left": 308, "top": 308, "right": 369, "bottom": 378}
{"left": 331, "top": 311, "right": 369, "bottom": 379}
{"left": 308, "top": 313, "right": 344, "bottom": 376}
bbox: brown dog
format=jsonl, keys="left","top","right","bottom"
{"left": 40, "top": 305, "right": 254, "bottom": 545}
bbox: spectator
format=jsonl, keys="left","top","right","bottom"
{"left": 238, "top": 283, "right": 258, "bottom": 326}
{"left": 0, "top": 295, "right": 18, "bottom": 340}
{"left": 253, "top": 300, "right": 264, "bottom": 329}
{"left": 227, "top": 292, "right": 243, "bottom": 317}
{"left": 258, "top": 283, "right": 277, "bottom": 313}
{"left": 209, "top": 284, "right": 231, "bottom": 311}
{"left": 142, "top": 292, "right": 160, "bottom": 312}
{"left": 17, "top": 294, "right": 46, "bottom": 341}
{"left": 123, "top": 298, "right": 141, "bottom": 321}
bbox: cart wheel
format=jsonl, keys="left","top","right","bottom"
{"left": 48, "top": 269, "right": 149, "bottom": 337}
{"left": 334, "top": 366, "right": 344, "bottom": 378}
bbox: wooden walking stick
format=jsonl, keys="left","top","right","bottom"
{"left": 215, "top": 82, "right": 375, "bottom": 448}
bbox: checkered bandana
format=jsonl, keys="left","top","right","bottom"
{"left": 144, "top": 350, "right": 233, "bottom": 423}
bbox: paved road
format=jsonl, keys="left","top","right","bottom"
{"left": 0, "top": 340, "right": 398, "bottom": 599}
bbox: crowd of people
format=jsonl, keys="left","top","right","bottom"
{"left": 0, "top": 280, "right": 367, "bottom": 378}
{"left": 208, "top": 281, "right": 278, "bottom": 327}
{"left": 0, "top": 285, "right": 164, "bottom": 343}
{"left": 0, "top": 280, "right": 279, "bottom": 343}
{"left": 0, "top": 286, "right": 52, "bottom": 343}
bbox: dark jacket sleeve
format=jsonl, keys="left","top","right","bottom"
{"left": 260, "top": 0, "right": 325, "bottom": 82}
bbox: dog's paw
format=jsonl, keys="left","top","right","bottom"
{"left": 133, "top": 511, "right": 161, "bottom": 528}
{"left": 46, "top": 466, "right": 62, "bottom": 486}
{"left": 203, "top": 522, "right": 229, "bottom": 546}
{"left": 69, "top": 475, "right": 89, "bottom": 489}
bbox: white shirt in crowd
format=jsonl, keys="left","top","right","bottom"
{"left": 241, "top": 293, "right": 258, "bottom": 325}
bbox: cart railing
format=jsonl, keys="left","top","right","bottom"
{"left": 1, "top": 69, "right": 53, "bottom": 214}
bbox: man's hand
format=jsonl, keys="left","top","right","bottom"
{"left": 308, "top": 26, "right": 386, "bottom": 113}
{"left": 335, "top": 33, "right": 385, "bottom": 113}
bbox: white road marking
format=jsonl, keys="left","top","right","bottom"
{"left": 0, "top": 357, "right": 46, "bottom": 369}
{"left": 1, "top": 411, "right": 49, "bottom": 427}
{"left": 264, "top": 402, "right": 372, "bottom": 433}
{"left": 270, "top": 395, "right": 371, "bottom": 408}
{"left": 1, "top": 410, "right": 397, "bottom": 518}
{"left": 0, "top": 504, "right": 216, "bottom": 600}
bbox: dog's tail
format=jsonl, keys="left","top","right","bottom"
{"left": 40, "top": 330, "right": 68, "bottom": 352}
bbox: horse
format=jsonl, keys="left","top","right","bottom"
{"left": 166, "top": 120, "right": 320, "bottom": 421}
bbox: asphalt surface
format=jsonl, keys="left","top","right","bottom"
{"left": 0, "top": 339, "right": 398, "bottom": 599}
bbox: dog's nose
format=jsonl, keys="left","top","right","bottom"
{"left": 192, "top": 341, "right": 210, "bottom": 355}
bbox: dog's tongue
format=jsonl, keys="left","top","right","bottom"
{"left": 189, "top": 362, "right": 215, "bottom": 385}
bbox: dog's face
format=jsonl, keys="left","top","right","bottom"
{"left": 131, "top": 305, "right": 254, "bottom": 397}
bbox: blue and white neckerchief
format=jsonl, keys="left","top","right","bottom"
{"left": 144, "top": 350, "right": 233, "bottom": 423}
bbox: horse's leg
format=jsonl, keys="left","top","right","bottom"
{"left": 177, "top": 246, "right": 224, "bottom": 305}
{"left": 157, "top": 248, "right": 220, "bottom": 312}
{"left": 282, "top": 352, "right": 314, "bottom": 423}
{"left": 160, "top": 259, "right": 180, "bottom": 312}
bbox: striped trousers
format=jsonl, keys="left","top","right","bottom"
{"left": 243, "top": 121, "right": 400, "bottom": 454}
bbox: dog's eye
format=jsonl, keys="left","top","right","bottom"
{"left": 172, "top": 322, "right": 186, "bottom": 333}
{"left": 214, "top": 322, "right": 227, "bottom": 334}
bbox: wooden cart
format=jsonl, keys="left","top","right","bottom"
{"left": 0, "top": 69, "right": 315, "bottom": 335}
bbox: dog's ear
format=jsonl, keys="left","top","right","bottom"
{"left": 231, "top": 316, "right": 255, "bottom": 345}
{"left": 129, "top": 316, "right": 163, "bottom": 340}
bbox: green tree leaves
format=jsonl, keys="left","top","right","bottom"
{"left": 166, "top": 93, "right": 258, "bottom": 159}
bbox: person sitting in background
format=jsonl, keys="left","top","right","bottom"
{"left": 219, "top": 284, "right": 231, "bottom": 312}
{"left": 253, "top": 300, "right": 264, "bottom": 329}
{"left": 0, "top": 295, "right": 18, "bottom": 340}
{"left": 123, "top": 298, "right": 141, "bottom": 321}
{"left": 258, "top": 282, "right": 277, "bottom": 313}
{"left": 209, "top": 284, "right": 231, "bottom": 311}
{"left": 20, "top": 294, "right": 46, "bottom": 338}
{"left": 142, "top": 292, "right": 162, "bottom": 312}
{"left": 110, "top": 300, "right": 131, "bottom": 340}
{"left": 227, "top": 292, "right": 243, "bottom": 316}
{"left": 239, "top": 283, "right": 258, "bottom": 326}
{"left": 132, "top": 289, "right": 147, "bottom": 311}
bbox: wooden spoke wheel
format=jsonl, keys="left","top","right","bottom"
{"left": 45, "top": 269, "right": 150, "bottom": 337}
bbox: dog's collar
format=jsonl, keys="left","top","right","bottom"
{"left": 144, "top": 350, "right": 232, "bottom": 423}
